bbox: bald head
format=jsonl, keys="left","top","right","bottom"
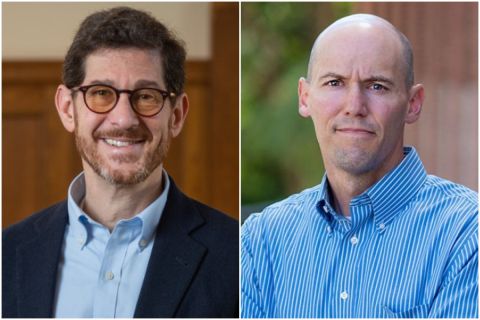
{"left": 307, "top": 14, "right": 414, "bottom": 89}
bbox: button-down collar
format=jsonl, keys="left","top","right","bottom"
{"left": 67, "top": 170, "right": 170, "bottom": 250}
{"left": 317, "top": 147, "right": 427, "bottom": 231}
{"left": 365, "top": 147, "right": 426, "bottom": 229}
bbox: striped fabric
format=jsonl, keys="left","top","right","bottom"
{"left": 241, "top": 147, "right": 478, "bottom": 318}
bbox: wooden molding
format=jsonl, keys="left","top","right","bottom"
{"left": 2, "top": 60, "right": 209, "bottom": 85}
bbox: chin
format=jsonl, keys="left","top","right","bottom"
{"left": 332, "top": 148, "right": 379, "bottom": 175}
{"left": 86, "top": 155, "right": 164, "bottom": 186}
{"left": 97, "top": 165, "right": 156, "bottom": 185}
{"left": 76, "top": 132, "right": 169, "bottom": 186}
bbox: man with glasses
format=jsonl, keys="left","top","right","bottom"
{"left": 3, "top": 7, "right": 238, "bottom": 318}
{"left": 241, "top": 14, "right": 477, "bottom": 318}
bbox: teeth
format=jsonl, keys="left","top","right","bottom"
{"left": 104, "top": 139, "right": 136, "bottom": 147}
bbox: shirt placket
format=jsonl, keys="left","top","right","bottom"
{"left": 93, "top": 224, "right": 135, "bottom": 317}
{"left": 330, "top": 218, "right": 350, "bottom": 317}
{"left": 331, "top": 201, "right": 371, "bottom": 317}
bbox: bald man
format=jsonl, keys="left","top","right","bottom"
{"left": 241, "top": 14, "right": 478, "bottom": 318}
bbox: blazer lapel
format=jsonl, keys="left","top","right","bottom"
{"left": 16, "top": 202, "right": 67, "bottom": 317}
{"left": 135, "top": 181, "right": 206, "bottom": 318}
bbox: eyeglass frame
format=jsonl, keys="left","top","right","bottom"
{"left": 70, "top": 84, "right": 177, "bottom": 117}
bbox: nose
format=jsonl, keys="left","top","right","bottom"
{"left": 105, "top": 92, "right": 140, "bottom": 128}
{"left": 344, "top": 84, "right": 368, "bottom": 117}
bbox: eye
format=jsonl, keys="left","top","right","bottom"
{"left": 369, "top": 83, "right": 388, "bottom": 91}
{"left": 325, "top": 79, "right": 343, "bottom": 87}
{"left": 93, "top": 89, "right": 110, "bottom": 96}
{"left": 86, "top": 86, "right": 114, "bottom": 98}
{"left": 134, "top": 89, "right": 162, "bottom": 105}
{"left": 139, "top": 93, "right": 155, "bottom": 101}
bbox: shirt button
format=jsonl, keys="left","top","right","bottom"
{"left": 322, "top": 205, "right": 329, "bottom": 213}
{"left": 340, "top": 291, "right": 349, "bottom": 300}
{"left": 379, "top": 223, "right": 385, "bottom": 230}
{"left": 105, "top": 271, "right": 114, "bottom": 281}
{"left": 77, "top": 238, "right": 85, "bottom": 246}
{"left": 139, "top": 239, "right": 147, "bottom": 247}
{"left": 350, "top": 235, "right": 359, "bottom": 245}
{"left": 326, "top": 226, "right": 332, "bottom": 234}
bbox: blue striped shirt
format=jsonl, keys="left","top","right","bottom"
{"left": 241, "top": 147, "right": 478, "bottom": 318}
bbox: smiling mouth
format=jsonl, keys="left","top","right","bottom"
{"left": 103, "top": 138, "right": 144, "bottom": 147}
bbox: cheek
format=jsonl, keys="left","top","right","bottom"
{"left": 371, "top": 102, "right": 407, "bottom": 136}
{"left": 73, "top": 102, "right": 105, "bottom": 131}
{"left": 309, "top": 91, "right": 343, "bottom": 128}
{"left": 77, "top": 115, "right": 105, "bottom": 136}
{"left": 144, "top": 117, "right": 170, "bottom": 139}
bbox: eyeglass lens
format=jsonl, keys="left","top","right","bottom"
{"left": 84, "top": 85, "right": 165, "bottom": 116}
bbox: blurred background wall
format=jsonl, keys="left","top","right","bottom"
{"left": 3, "top": 3, "right": 211, "bottom": 60}
{"left": 241, "top": 2, "right": 478, "bottom": 222}
{"left": 3, "top": 2, "right": 239, "bottom": 227}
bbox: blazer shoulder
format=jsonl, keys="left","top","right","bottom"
{"left": 191, "top": 199, "right": 238, "bottom": 230}
{"left": 3, "top": 201, "right": 68, "bottom": 244}
{"left": 186, "top": 197, "right": 239, "bottom": 253}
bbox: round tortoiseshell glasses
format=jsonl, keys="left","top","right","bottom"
{"left": 71, "top": 84, "right": 176, "bottom": 117}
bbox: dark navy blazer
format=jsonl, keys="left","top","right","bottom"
{"left": 3, "top": 179, "right": 239, "bottom": 318}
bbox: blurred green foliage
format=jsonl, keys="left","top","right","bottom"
{"left": 241, "top": 2, "right": 352, "bottom": 205}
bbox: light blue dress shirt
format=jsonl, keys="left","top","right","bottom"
{"left": 242, "top": 147, "right": 478, "bottom": 318}
{"left": 53, "top": 171, "right": 170, "bottom": 318}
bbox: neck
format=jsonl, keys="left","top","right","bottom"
{"left": 326, "top": 170, "right": 376, "bottom": 217}
{"left": 81, "top": 164, "right": 164, "bottom": 231}
{"left": 325, "top": 148, "right": 404, "bottom": 217}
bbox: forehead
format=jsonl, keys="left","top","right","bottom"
{"left": 83, "top": 48, "right": 164, "bottom": 85}
{"left": 311, "top": 24, "right": 405, "bottom": 82}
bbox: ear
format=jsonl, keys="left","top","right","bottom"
{"left": 298, "top": 77, "right": 311, "bottom": 118}
{"left": 405, "top": 84, "right": 424, "bottom": 124}
{"left": 55, "top": 85, "right": 76, "bottom": 132}
{"left": 170, "top": 93, "right": 189, "bottom": 138}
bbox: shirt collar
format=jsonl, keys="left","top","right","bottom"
{"left": 67, "top": 170, "right": 170, "bottom": 250}
{"left": 366, "top": 146, "right": 426, "bottom": 227}
{"left": 317, "top": 146, "right": 427, "bottom": 230}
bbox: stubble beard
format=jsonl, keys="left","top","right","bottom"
{"left": 74, "top": 117, "right": 172, "bottom": 186}
{"left": 326, "top": 121, "right": 381, "bottom": 176}
{"left": 331, "top": 147, "right": 379, "bottom": 176}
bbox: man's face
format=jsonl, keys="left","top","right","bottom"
{"left": 299, "top": 23, "right": 422, "bottom": 177}
{"left": 71, "top": 48, "right": 176, "bottom": 185}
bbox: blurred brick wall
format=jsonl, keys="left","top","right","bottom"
{"left": 354, "top": 2, "right": 478, "bottom": 191}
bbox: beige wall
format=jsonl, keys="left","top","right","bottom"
{"left": 3, "top": 2, "right": 211, "bottom": 60}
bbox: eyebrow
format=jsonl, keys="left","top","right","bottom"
{"left": 318, "top": 72, "right": 395, "bottom": 86}
{"left": 85, "top": 79, "right": 162, "bottom": 89}
{"left": 364, "top": 76, "right": 395, "bottom": 86}
{"left": 318, "top": 72, "right": 346, "bottom": 81}
{"left": 134, "top": 79, "right": 162, "bottom": 89}
{"left": 88, "top": 79, "right": 114, "bottom": 86}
